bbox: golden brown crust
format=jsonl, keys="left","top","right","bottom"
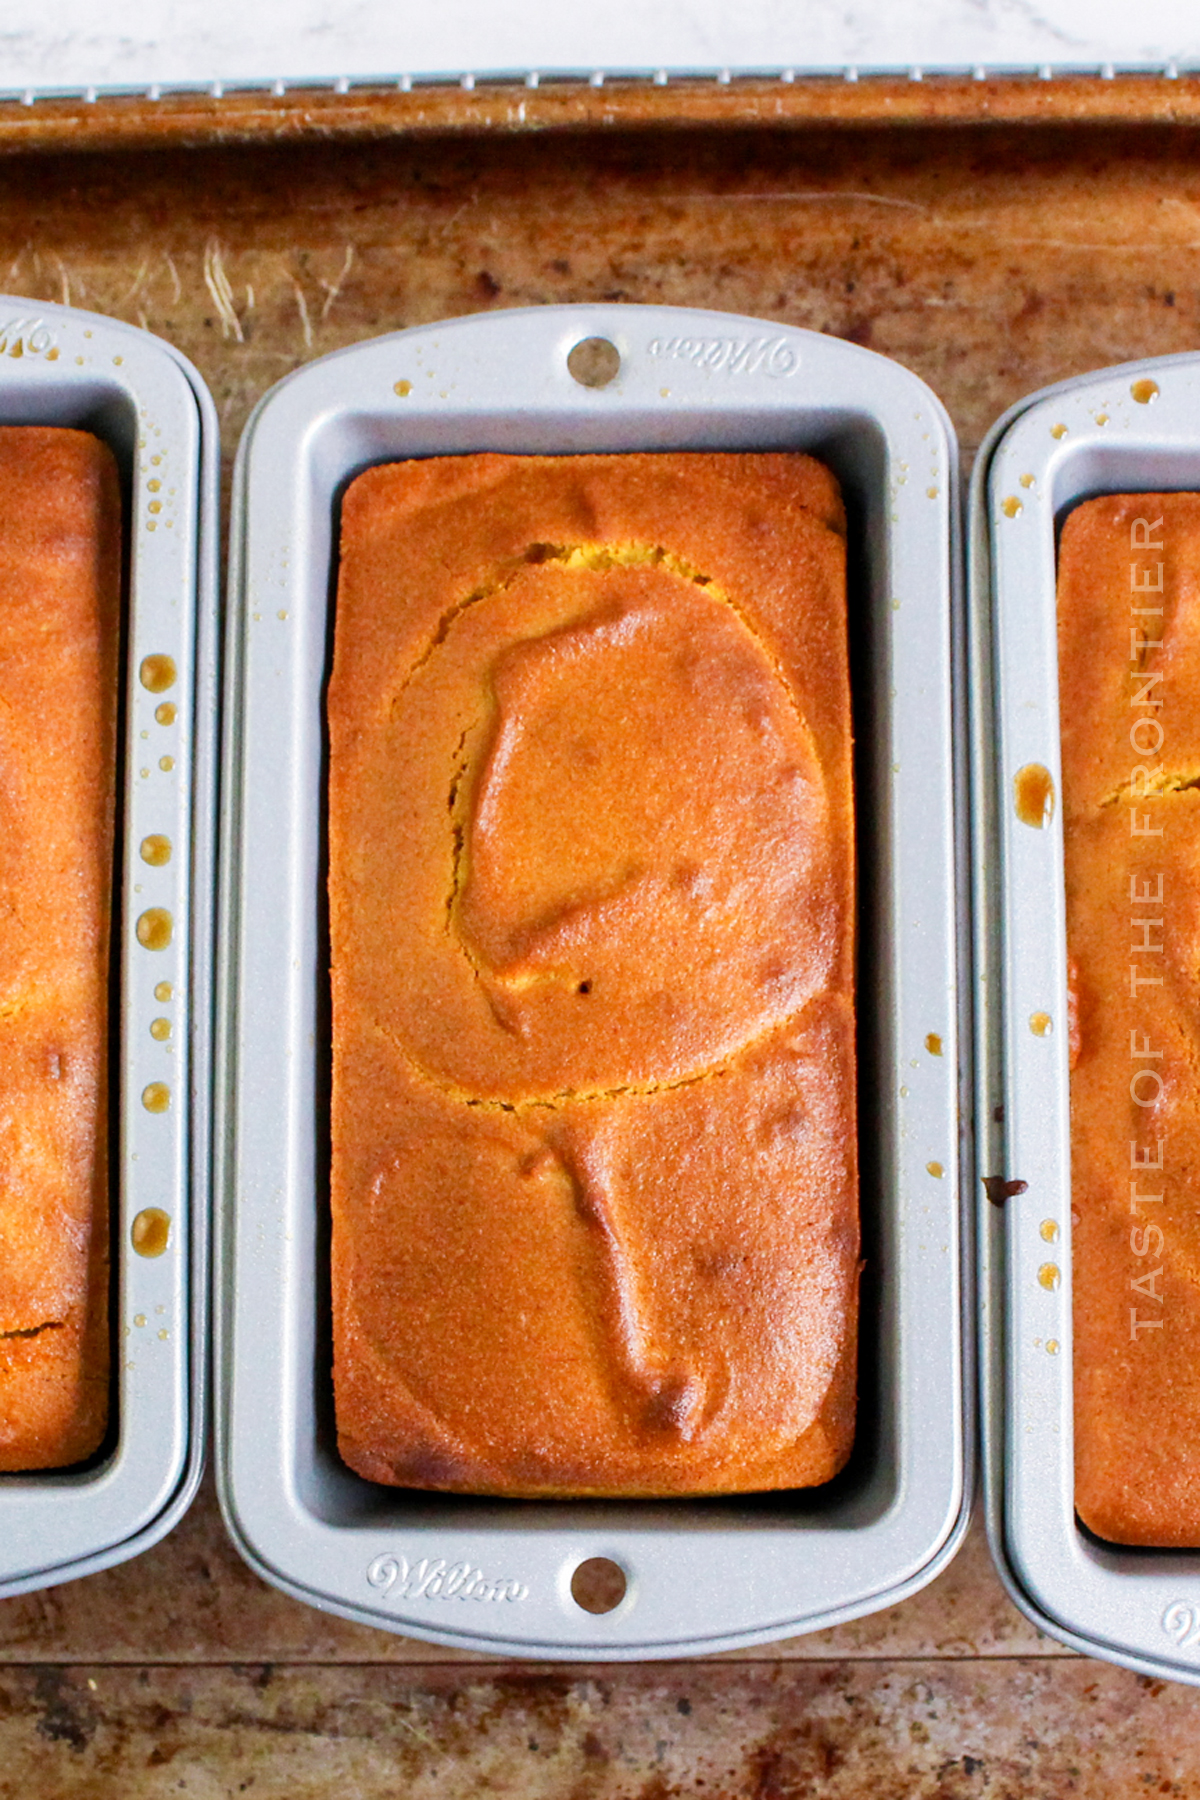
{"left": 329, "top": 451, "right": 857, "bottom": 1496}
{"left": 1060, "top": 493, "right": 1200, "bottom": 1545}
{"left": 0, "top": 428, "right": 119, "bottom": 1469}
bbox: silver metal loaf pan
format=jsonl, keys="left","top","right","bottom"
{"left": 972, "top": 351, "right": 1200, "bottom": 1684}
{"left": 216, "top": 303, "right": 970, "bottom": 1659}
{"left": 0, "top": 297, "right": 217, "bottom": 1595}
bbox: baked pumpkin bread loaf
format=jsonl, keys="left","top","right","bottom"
{"left": 329, "top": 451, "right": 858, "bottom": 1496}
{"left": 1060, "top": 493, "right": 1200, "bottom": 1545}
{"left": 0, "top": 427, "right": 120, "bottom": 1469}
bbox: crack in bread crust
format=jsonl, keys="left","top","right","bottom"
{"left": 399, "top": 538, "right": 819, "bottom": 735}
{"left": 369, "top": 544, "right": 834, "bottom": 1103}
{"left": 1098, "top": 768, "right": 1200, "bottom": 806}
{"left": 366, "top": 996, "right": 836, "bottom": 1114}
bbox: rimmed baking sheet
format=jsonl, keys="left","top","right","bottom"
{"left": 0, "top": 297, "right": 217, "bottom": 1595}
{"left": 7, "top": 75, "right": 1200, "bottom": 157}
{"left": 216, "top": 302, "right": 969, "bottom": 1659}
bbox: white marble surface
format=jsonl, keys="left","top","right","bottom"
{"left": 2, "top": 0, "right": 1199, "bottom": 94}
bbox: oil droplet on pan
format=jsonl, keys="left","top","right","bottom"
{"left": 140, "top": 654, "right": 176, "bottom": 693}
{"left": 155, "top": 702, "right": 176, "bottom": 725}
{"left": 1051, "top": 423, "right": 1068, "bottom": 439}
{"left": 1038, "top": 1262, "right": 1061, "bottom": 1291}
{"left": 1019, "top": 473, "right": 1035, "bottom": 489}
{"left": 1030, "top": 1011, "right": 1052, "bottom": 1036}
{"left": 1046, "top": 1339, "right": 1060, "bottom": 1355}
{"left": 925, "top": 1033, "right": 943, "bottom": 1056}
{"left": 142, "top": 1081, "right": 170, "bottom": 1114}
{"left": 140, "top": 835, "right": 171, "bottom": 867}
{"left": 131, "top": 1207, "right": 170, "bottom": 1257}
{"left": 1040, "top": 1219, "right": 1060, "bottom": 1242}
{"left": 394, "top": 379, "right": 412, "bottom": 396}
{"left": 1095, "top": 412, "right": 1110, "bottom": 426}
{"left": 150, "top": 1017, "right": 171, "bottom": 1041}
{"left": 134, "top": 1314, "right": 146, "bottom": 1328}
{"left": 1132, "top": 378, "right": 1160, "bottom": 404}
{"left": 1001, "top": 496, "right": 1023, "bottom": 518}
{"left": 136, "top": 907, "right": 172, "bottom": 951}
{"left": 926, "top": 1161, "right": 944, "bottom": 1178}
{"left": 159, "top": 756, "right": 174, "bottom": 772}
{"left": 1014, "top": 763, "right": 1055, "bottom": 828}
{"left": 154, "top": 981, "right": 173, "bottom": 1003}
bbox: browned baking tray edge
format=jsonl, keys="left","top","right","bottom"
{"left": 5, "top": 75, "right": 1200, "bottom": 155}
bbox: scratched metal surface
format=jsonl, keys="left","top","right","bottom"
{"left": 2, "top": 121, "right": 1200, "bottom": 1791}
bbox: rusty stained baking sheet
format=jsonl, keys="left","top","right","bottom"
{"left": 2, "top": 76, "right": 1200, "bottom": 155}
{"left": 0, "top": 101, "right": 1199, "bottom": 1781}
{"left": 0, "top": 117, "right": 1193, "bottom": 491}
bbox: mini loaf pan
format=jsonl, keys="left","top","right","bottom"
{"left": 0, "top": 298, "right": 218, "bottom": 1595}
{"left": 216, "top": 303, "right": 970, "bottom": 1659}
{"left": 972, "top": 351, "right": 1200, "bottom": 1685}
